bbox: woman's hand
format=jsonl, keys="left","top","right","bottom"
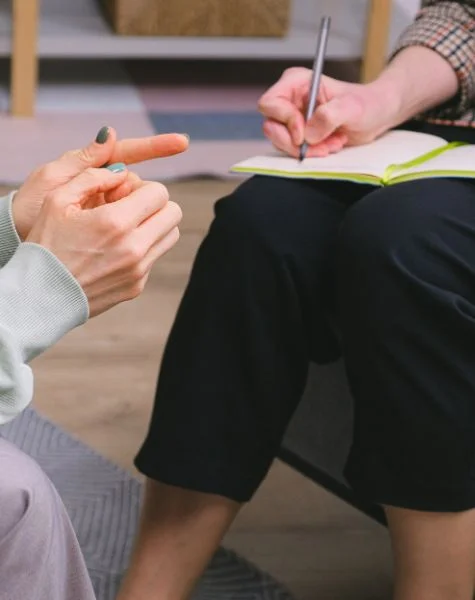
{"left": 258, "top": 67, "right": 398, "bottom": 158}
{"left": 12, "top": 127, "right": 189, "bottom": 240}
{"left": 26, "top": 166, "right": 182, "bottom": 318}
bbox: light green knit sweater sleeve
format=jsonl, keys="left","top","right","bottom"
{"left": 0, "top": 242, "right": 89, "bottom": 424}
{"left": 0, "top": 193, "right": 21, "bottom": 267}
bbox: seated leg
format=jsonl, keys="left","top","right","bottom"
{"left": 118, "top": 175, "right": 369, "bottom": 600}
{"left": 338, "top": 178, "right": 475, "bottom": 599}
{"left": 0, "top": 438, "right": 95, "bottom": 600}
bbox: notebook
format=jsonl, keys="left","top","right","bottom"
{"left": 230, "top": 129, "right": 475, "bottom": 186}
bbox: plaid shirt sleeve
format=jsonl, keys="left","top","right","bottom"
{"left": 392, "top": 1, "right": 475, "bottom": 120}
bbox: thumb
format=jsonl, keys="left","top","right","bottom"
{"left": 55, "top": 126, "right": 118, "bottom": 177}
{"left": 305, "top": 96, "right": 355, "bottom": 145}
{"left": 51, "top": 164, "right": 128, "bottom": 208}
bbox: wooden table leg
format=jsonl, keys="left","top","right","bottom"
{"left": 11, "top": 0, "right": 39, "bottom": 117}
{"left": 361, "top": 0, "right": 392, "bottom": 83}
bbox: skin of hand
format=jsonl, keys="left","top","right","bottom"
{"left": 12, "top": 126, "right": 189, "bottom": 240}
{"left": 258, "top": 47, "right": 459, "bottom": 158}
{"left": 26, "top": 166, "right": 182, "bottom": 318}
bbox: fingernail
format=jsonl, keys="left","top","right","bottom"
{"left": 95, "top": 126, "right": 110, "bottom": 144}
{"left": 106, "top": 162, "right": 126, "bottom": 173}
{"left": 181, "top": 133, "right": 190, "bottom": 141}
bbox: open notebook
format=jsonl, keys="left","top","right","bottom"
{"left": 231, "top": 130, "right": 475, "bottom": 186}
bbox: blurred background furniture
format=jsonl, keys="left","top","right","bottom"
{"left": 10, "top": 0, "right": 39, "bottom": 116}
{"left": 6, "top": 0, "right": 393, "bottom": 117}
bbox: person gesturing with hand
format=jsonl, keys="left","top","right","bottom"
{"left": 0, "top": 139, "right": 183, "bottom": 426}
{"left": 27, "top": 165, "right": 181, "bottom": 317}
{"left": 0, "top": 131, "right": 185, "bottom": 600}
{"left": 11, "top": 126, "right": 188, "bottom": 242}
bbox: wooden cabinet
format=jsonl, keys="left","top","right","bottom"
{"left": 8, "top": 0, "right": 392, "bottom": 117}
{"left": 101, "top": 0, "right": 291, "bottom": 37}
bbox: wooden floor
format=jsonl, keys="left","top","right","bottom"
{"left": 6, "top": 180, "right": 393, "bottom": 599}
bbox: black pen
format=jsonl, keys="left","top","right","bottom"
{"left": 299, "top": 16, "right": 331, "bottom": 162}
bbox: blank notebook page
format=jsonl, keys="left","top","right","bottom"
{"left": 234, "top": 130, "right": 445, "bottom": 177}
{"left": 400, "top": 143, "right": 475, "bottom": 176}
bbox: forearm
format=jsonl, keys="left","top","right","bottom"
{"left": 368, "top": 46, "right": 459, "bottom": 129}
{"left": 366, "top": 1, "right": 475, "bottom": 130}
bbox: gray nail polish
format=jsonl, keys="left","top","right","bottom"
{"left": 95, "top": 126, "right": 110, "bottom": 144}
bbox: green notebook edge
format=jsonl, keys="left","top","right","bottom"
{"left": 231, "top": 166, "right": 382, "bottom": 185}
{"left": 382, "top": 140, "right": 466, "bottom": 184}
{"left": 231, "top": 140, "right": 468, "bottom": 187}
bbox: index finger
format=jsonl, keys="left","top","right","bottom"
{"left": 108, "top": 133, "right": 189, "bottom": 166}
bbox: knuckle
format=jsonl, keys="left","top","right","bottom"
{"left": 282, "top": 66, "right": 299, "bottom": 78}
{"left": 76, "top": 147, "right": 94, "bottom": 166}
{"left": 101, "top": 211, "right": 127, "bottom": 235}
{"left": 317, "top": 104, "right": 332, "bottom": 124}
{"left": 168, "top": 201, "right": 183, "bottom": 225}
{"left": 168, "top": 227, "right": 180, "bottom": 249}
{"left": 283, "top": 66, "right": 309, "bottom": 79}
{"left": 60, "top": 149, "right": 77, "bottom": 162}
{"left": 38, "top": 162, "right": 58, "bottom": 184}
{"left": 123, "top": 243, "right": 144, "bottom": 268}
{"left": 46, "top": 188, "right": 64, "bottom": 209}
{"left": 126, "top": 279, "right": 146, "bottom": 300}
{"left": 257, "top": 95, "right": 269, "bottom": 113}
{"left": 83, "top": 166, "right": 100, "bottom": 180}
{"left": 150, "top": 181, "right": 169, "bottom": 205}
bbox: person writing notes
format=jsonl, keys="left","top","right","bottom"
{"left": 118, "top": 2, "right": 475, "bottom": 600}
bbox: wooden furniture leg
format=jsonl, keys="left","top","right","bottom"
{"left": 361, "top": 0, "right": 392, "bottom": 83}
{"left": 11, "top": 0, "right": 39, "bottom": 117}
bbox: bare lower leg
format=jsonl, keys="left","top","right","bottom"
{"left": 117, "top": 479, "right": 240, "bottom": 600}
{"left": 386, "top": 506, "right": 475, "bottom": 600}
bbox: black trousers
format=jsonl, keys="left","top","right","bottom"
{"left": 137, "top": 124, "right": 475, "bottom": 512}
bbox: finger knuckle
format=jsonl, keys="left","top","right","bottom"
{"left": 123, "top": 243, "right": 144, "bottom": 268}
{"left": 317, "top": 104, "right": 332, "bottom": 124}
{"left": 46, "top": 188, "right": 65, "bottom": 209}
{"left": 76, "top": 147, "right": 94, "bottom": 166}
{"left": 283, "top": 66, "right": 309, "bottom": 79}
{"left": 38, "top": 162, "right": 58, "bottom": 184}
{"left": 170, "top": 227, "right": 180, "bottom": 246}
{"left": 128, "top": 263, "right": 146, "bottom": 284}
{"left": 101, "top": 211, "right": 127, "bottom": 235}
{"left": 257, "top": 96, "right": 269, "bottom": 113}
{"left": 282, "top": 66, "right": 299, "bottom": 78}
{"left": 149, "top": 181, "right": 169, "bottom": 205}
{"left": 126, "top": 279, "right": 146, "bottom": 300}
{"left": 83, "top": 166, "right": 101, "bottom": 180}
{"left": 168, "top": 201, "right": 183, "bottom": 225}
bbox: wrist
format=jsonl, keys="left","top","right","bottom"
{"left": 10, "top": 195, "right": 28, "bottom": 242}
{"left": 366, "top": 47, "right": 459, "bottom": 131}
{"left": 364, "top": 75, "right": 405, "bottom": 135}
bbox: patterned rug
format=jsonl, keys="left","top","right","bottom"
{"left": 0, "top": 407, "right": 293, "bottom": 600}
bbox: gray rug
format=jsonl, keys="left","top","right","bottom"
{"left": 0, "top": 408, "right": 293, "bottom": 600}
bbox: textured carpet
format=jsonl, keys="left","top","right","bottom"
{"left": 0, "top": 408, "right": 293, "bottom": 600}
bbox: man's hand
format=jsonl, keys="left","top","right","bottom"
{"left": 258, "top": 45, "right": 460, "bottom": 160}
{"left": 258, "top": 67, "right": 398, "bottom": 158}
{"left": 12, "top": 127, "right": 189, "bottom": 240}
